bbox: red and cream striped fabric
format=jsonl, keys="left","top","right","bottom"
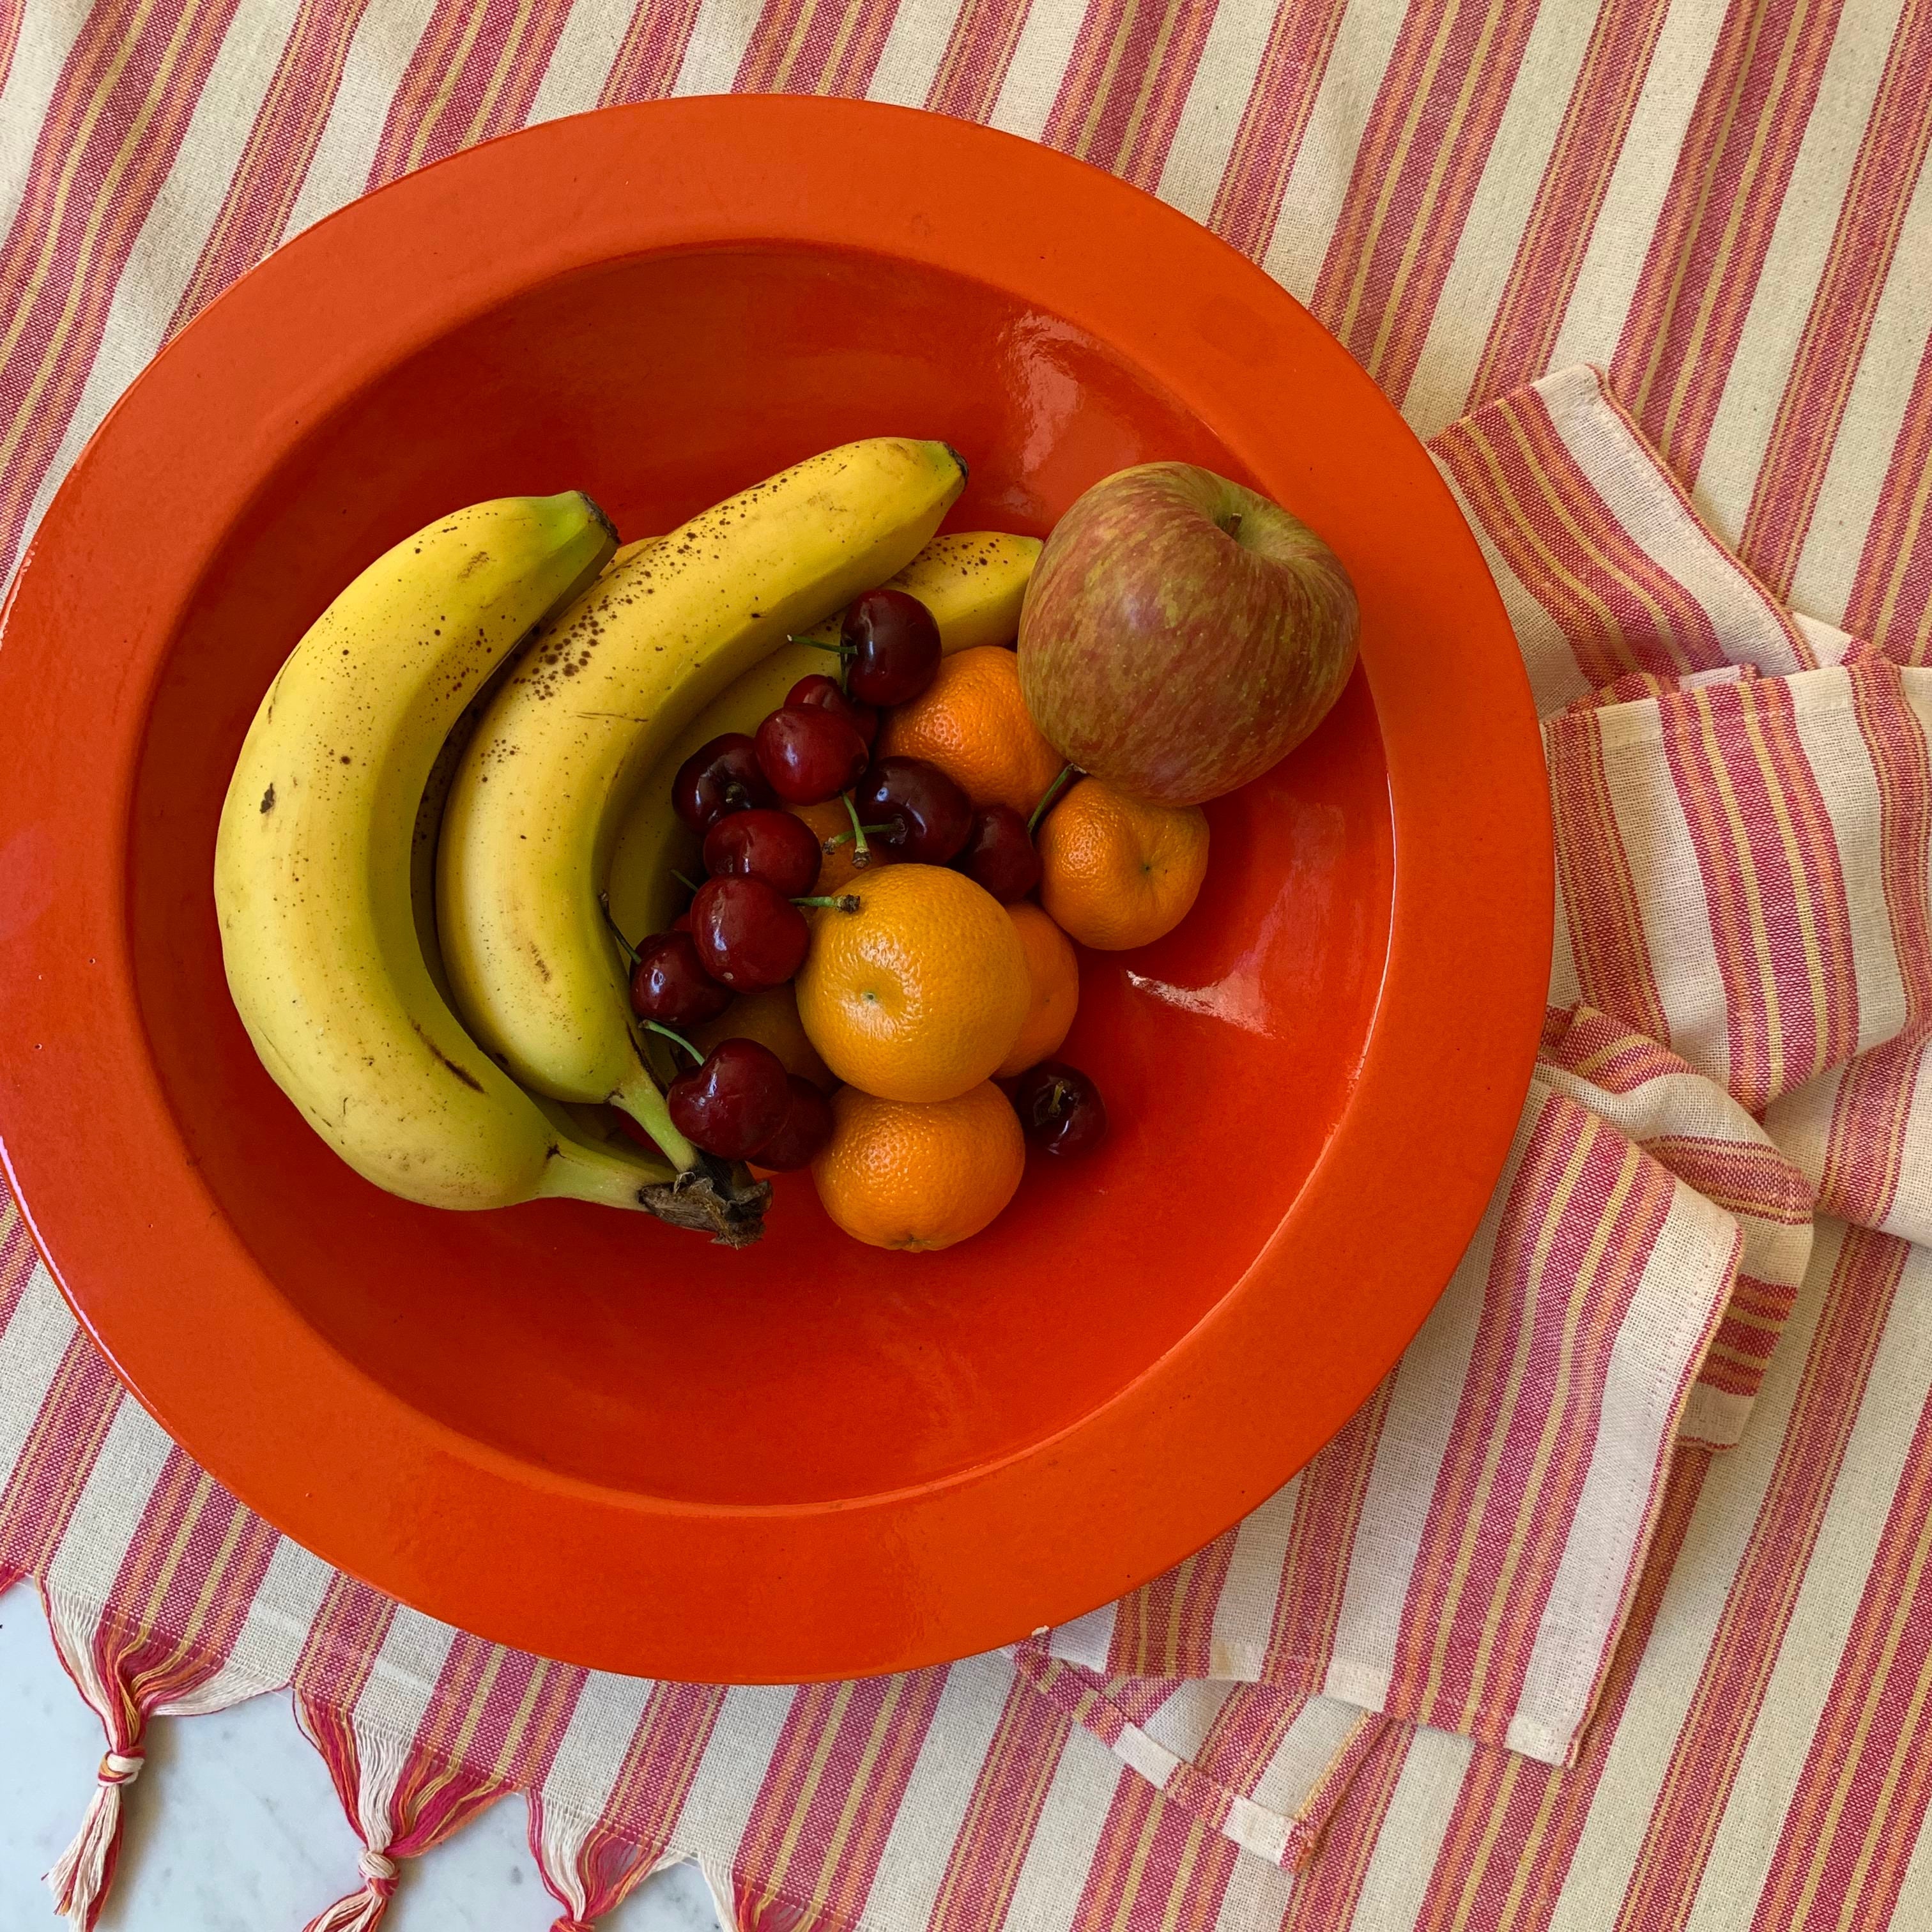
{"left": 8, "top": 3, "right": 1932, "bottom": 1929}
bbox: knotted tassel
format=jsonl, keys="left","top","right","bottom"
{"left": 550, "top": 1919, "right": 597, "bottom": 1932}
{"left": 45, "top": 1749, "right": 144, "bottom": 1928}
{"left": 303, "top": 1847, "right": 401, "bottom": 1932}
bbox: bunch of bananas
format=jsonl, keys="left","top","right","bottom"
{"left": 213, "top": 437, "right": 1023, "bottom": 1245}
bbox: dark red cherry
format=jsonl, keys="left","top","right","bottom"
{"left": 786, "top": 673, "right": 878, "bottom": 748}
{"left": 855, "top": 756, "right": 972, "bottom": 864}
{"left": 689, "top": 875, "right": 809, "bottom": 992}
{"left": 954, "top": 804, "right": 1040, "bottom": 903}
{"left": 749, "top": 1076, "right": 834, "bottom": 1171}
{"left": 843, "top": 588, "right": 942, "bottom": 705}
{"left": 702, "top": 808, "right": 823, "bottom": 898}
{"left": 666, "top": 1039, "right": 792, "bottom": 1160}
{"left": 628, "top": 930, "right": 731, "bottom": 1027}
{"left": 1013, "top": 1061, "right": 1109, "bottom": 1158}
{"left": 672, "top": 733, "right": 773, "bottom": 832}
{"left": 755, "top": 705, "right": 870, "bottom": 806}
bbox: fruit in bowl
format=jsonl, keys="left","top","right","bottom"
{"left": 1018, "top": 461, "right": 1360, "bottom": 806}
{"left": 0, "top": 100, "right": 1552, "bottom": 1685}
{"left": 213, "top": 424, "right": 1369, "bottom": 1257}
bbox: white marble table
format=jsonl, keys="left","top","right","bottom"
{"left": 0, "top": 1583, "right": 724, "bottom": 1931}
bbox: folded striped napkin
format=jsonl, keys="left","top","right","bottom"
{"left": 1016, "top": 362, "right": 1932, "bottom": 1864}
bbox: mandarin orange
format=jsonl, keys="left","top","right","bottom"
{"left": 874, "top": 645, "right": 1064, "bottom": 816}
{"left": 787, "top": 796, "right": 891, "bottom": 896}
{"left": 1037, "top": 778, "right": 1209, "bottom": 950}
{"left": 812, "top": 1082, "right": 1025, "bottom": 1250}
{"left": 795, "top": 864, "right": 1028, "bottom": 1102}
{"left": 691, "top": 983, "right": 835, "bottom": 1092}
{"left": 997, "top": 901, "right": 1080, "bottom": 1077}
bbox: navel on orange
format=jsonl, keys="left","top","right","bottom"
{"left": 795, "top": 864, "right": 1029, "bottom": 1102}
{"left": 812, "top": 1082, "right": 1025, "bottom": 1251}
{"left": 1038, "top": 778, "right": 1209, "bottom": 950}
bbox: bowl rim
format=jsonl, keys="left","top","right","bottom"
{"left": 0, "top": 96, "right": 1552, "bottom": 1682}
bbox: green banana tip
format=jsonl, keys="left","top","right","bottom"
{"left": 942, "top": 442, "right": 970, "bottom": 486}
{"left": 580, "top": 492, "right": 618, "bottom": 547}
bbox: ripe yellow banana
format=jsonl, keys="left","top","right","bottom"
{"left": 894, "top": 530, "right": 1041, "bottom": 654}
{"left": 436, "top": 438, "right": 966, "bottom": 1162}
{"left": 606, "top": 531, "right": 1043, "bottom": 942}
{"left": 215, "top": 494, "right": 693, "bottom": 1222}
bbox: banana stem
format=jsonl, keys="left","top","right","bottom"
{"left": 1029, "top": 763, "right": 1079, "bottom": 836}
{"left": 611, "top": 1063, "right": 702, "bottom": 1173}
{"left": 535, "top": 1133, "right": 675, "bottom": 1211}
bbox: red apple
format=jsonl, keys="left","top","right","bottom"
{"left": 1017, "top": 463, "right": 1359, "bottom": 805}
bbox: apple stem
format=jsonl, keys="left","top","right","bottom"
{"left": 598, "top": 892, "right": 638, "bottom": 966}
{"left": 645, "top": 1021, "right": 702, "bottom": 1063}
{"left": 1029, "top": 763, "right": 1079, "bottom": 836}
{"left": 1224, "top": 512, "right": 1243, "bottom": 540}
{"left": 841, "top": 790, "right": 872, "bottom": 866}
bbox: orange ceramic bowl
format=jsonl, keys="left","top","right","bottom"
{"left": 0, "top": 100, "right": 1549, "bottom": 1681}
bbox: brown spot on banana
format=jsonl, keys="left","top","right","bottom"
{"left": 409, "top": 1019, "right": 486, "bottom": 1092}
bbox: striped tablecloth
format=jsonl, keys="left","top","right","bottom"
{"left": 4, "top": 3, "right": 1932, "bottom": 1931}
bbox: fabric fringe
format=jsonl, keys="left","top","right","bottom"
{"left": 34, "top": 1540, "right": 272, "bottom": 1932}
{"left": 295, "top": 1687, "right": 515, "bottom": 1932}
{"left": 303, "top": 1848, "right": 399, "bottom": 1932}
{"left": 528, "top": 1788, "right": 682, "bottom": 1929}
{"left": 44, "top": 1750, "right": 142, "bottom": 1929}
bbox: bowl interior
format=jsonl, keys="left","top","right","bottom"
{"left": 130, "top": 245, "right": 1392, "bottom": 1509}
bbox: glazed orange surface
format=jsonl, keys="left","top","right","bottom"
{"left": 0, "top": 98, "right": 1551, "bottom": 1680}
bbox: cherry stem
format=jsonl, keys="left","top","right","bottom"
{"left": 841, "top": 790, "right": 871, "bottom": 866}
{"left": 790, "top": 636, "right": 847, "bottom": 656}
{"left": 822, "top": 822, "right": 893, "bottom": 848}
{"left": 672, "top": 870, "right": 702, "bottom": 895}
{"left": 598, "top": 892, "right": 638, "bottom": 966}
{"left": 645, "top": 1022, "right": 703, "bottom": 1062}
{"left": 1029, "top": 763, "right": 1079, "bottom": 836}
{"left": 794, "top": 894, "right": 862, "bottom": 912}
